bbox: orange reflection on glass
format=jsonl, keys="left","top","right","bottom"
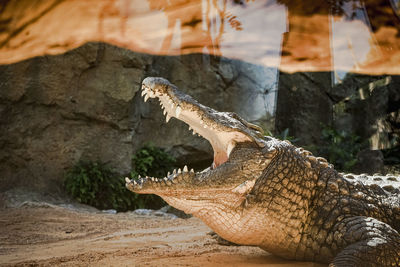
{"left": 0, "top": 0, "right": 399, "bottom": 75}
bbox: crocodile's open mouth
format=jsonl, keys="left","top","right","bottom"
{"left": 140, "top": 77, "right": 255, "bottom": 170}
{"left": 126, "top": 77, "right": 266, "bottom": 193}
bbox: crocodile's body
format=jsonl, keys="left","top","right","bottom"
{"left": 126, "top": 77, "right": 400, "bottom": 266}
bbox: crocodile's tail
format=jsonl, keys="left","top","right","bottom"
{"left": 340, "top": 173, "right": 400, "bottom": 232}
{"left": 340, "top": 173, "right": 400, "bottom": 194}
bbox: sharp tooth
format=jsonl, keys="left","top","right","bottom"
{"left": 144, "top": 94, "right": 150, "bottom": 102}
{"left": 183, "top": 165, "right": 188, "bottom": 172}
{"left": 175, "top": 106, "right": 181, "bottom": 118}
{"left": 141, "top": 90, "right": 146, "bottom": 97}
{"left": 189, "top": 126, "right": 192, "bottom": 131}
{"left": 163, "top": 109, "right": 167, "bottom": 115}
{"left": 133, "top": 180, "right": 137, "bottom": 185}
{"left": 151, "top": 177, "right": 155, "bottom": 181}
{"left": 125, "top": 177, "right": 131, "bottom": 183}
{"left": 164, "top": 177, "right": 168, "bottom": 181}
{"left": 178, "top": 168, "right": 182, "bottom": 174}
{"left": 155, "top": 178, "right": 159, "bottom": 182}
{"left": 167, "top": 171, "right": 171, "bottom": 176}
{"left": 138, "top": 175, "right": 141, "bottom": 179}
{"left": 190, "top": 168, "right": 194, "bottom": 173}
{"left": 173, "top": 169, "right": 177, "bottom": 175}
{"left": 166, "top": 114, "right": 171, "bottom": 123}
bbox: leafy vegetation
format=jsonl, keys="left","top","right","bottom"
{"left": 64, "top": 161, "right": 134, "bottom": 211}
{"left": 128, "top": 143, "right": 176, "bottom": 209}
{"left": 130, "top": 143, "right": 176, "bottom": 179}
{"left": 312, "top": 125, "right": 367, "bottom": 172}
{"left": 64, "top": 144, "right": 176, "bottom": 211}
{"left": 265, "top": 126, "right": 367, "bottom": 172}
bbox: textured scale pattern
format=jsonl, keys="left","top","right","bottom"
{"left": 126, "top": 77, "right": 400, "bottom": 267}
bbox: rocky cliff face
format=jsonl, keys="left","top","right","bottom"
{"left": 0, "top": 42, "right": 276, "bottom": 193}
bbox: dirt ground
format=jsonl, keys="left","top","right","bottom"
{"left": 0, "top": 201, "right": 326, "bottom": 267}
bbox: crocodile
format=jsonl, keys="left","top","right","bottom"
{"left": 126, "top": 77, "right": 400, "bottom": 266}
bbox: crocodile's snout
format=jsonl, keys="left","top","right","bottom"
{"left": 139, "top": 77, "right": 264, "bottom": 170}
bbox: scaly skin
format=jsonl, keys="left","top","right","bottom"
{"left": 126, "top": 77, "right": 400, "bottom": 266}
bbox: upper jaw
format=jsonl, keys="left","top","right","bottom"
{"left": 141, "top": 77, "right": 186, "bottom": 123}
{"left": 141, "top": 77, "right": 266, "bottom": 168}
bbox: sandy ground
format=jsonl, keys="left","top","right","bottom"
{"left": 0, "top": 202, "right": 326, "bottom": 267}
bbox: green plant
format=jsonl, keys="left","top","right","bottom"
{"left": 64, "top": 144, "right": 177, "bottom": 211}
{"left": 130, "top": 143, "right": 176, "bottom": 178}
{"left": 64, "top": 161, "right": 135, "bottom": 211}
{"left": 315, "top": 125, "right": 367, "bottom": 171}
{"left": 128, "top": 143, "right": 176, "bottom": 209}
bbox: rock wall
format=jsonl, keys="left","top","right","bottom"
{"left": 275, "top": 71, "right": 333, "bottom": 146}
{"left": 275, "top": 71, "right": 400, "bottom": 147}
{"left": 330, "top": 74, "right": 400, "bottom": 148}
{"left": 0, "top": 42, "right": 276, "bottom": 193}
